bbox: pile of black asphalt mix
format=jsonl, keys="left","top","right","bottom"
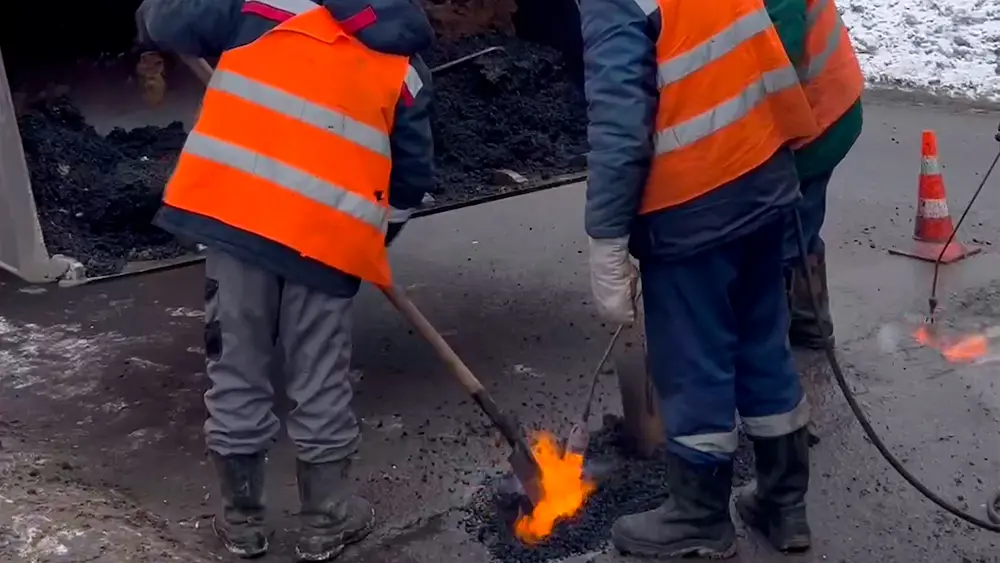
{"left": 463, "top": 415, "right": 755, "bottom": 563}
{"left": 17, "top": 35, "right": 586, "bottom": 275}
{"left": 18, "top": 98, "right": 188, "bottom": 276}
{"left": 423, "top": 33, "right": 588, "bottom": 203}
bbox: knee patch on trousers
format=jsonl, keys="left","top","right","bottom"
{"left": 205, "top": 278, "right": 219, "bottom": 302}
{"left": 205, "top": 321, "right": 222, "bottom": 361}
{"left": 205, "top": 278, "right": 222, "bottom": 361}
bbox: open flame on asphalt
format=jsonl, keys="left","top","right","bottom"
{"left": 913, "top": 324, "right": 990, "bottom": 363}
{"left": 514, "top": 431, "right": 596, "bottom": 544}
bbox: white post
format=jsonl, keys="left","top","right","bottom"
{"left": 0, "top": 46, "right": 80, "bottom": 283}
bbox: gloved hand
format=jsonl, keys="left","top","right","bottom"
{"left": 589, "top": 236, "right": 638, "bottom": 324}
{"left": 386, "top": 206, "right": 413, "bottom": 246}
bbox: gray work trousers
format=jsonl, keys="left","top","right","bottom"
{"left": 203, "top": 249, "right": 360, "bottom": 464}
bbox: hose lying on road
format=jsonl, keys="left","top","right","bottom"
{"left": 792, "top": 133, "right": 1000, "bottom": 531}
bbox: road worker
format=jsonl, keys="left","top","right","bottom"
{"left": 768, "top": 0, "right": 864, "bottom": 350}
{"left": 135, "top": 0, "right": 434, "bottom": 559}
{"left": 581, "top": 0, "right": 821, "bottom": 558}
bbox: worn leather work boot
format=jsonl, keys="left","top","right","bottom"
{"left": 786, "top": 250, "right": 834, "bottom": 350}
{"left": 210, "top": 451, "right": 269, "bottom": 558}
{"left": 612, "top": 452, "right": 736, "bottom": 559}
{"left": 296, "top": 459, "right": 376, "bottom": 562}
{"left": 736, "top": 427, "right": 811, "bottom": 553}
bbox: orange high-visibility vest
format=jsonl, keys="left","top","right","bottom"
{"left": 792, "top": 0, "right": 864, "bottom": 148}
{"left": 638, "top": 0, "right": 821, "bottom": 215}
{"left": 163, "top": 0, "right": 422, "bottom": 287}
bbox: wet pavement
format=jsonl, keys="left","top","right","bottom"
{"left": 4, "top": 94, "right": 1000, "bottom": 561}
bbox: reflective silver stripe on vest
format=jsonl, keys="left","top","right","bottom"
{"left": 209, "top": 70, "right": 391, "bottom": 158}
{"left": 656, "top": 9, "right": 773, "bottom": 88}
{"left": 674, "top": 428, "right": 739, "bottom": 455}
{"left": 247, "top": 0, "right": 320, "bottom": 15}
{"left": 806, "top": 0, "right": 828, "bottom": 27}
{"left": 184, "top": 132, "right": 388, "bottom": 231}
{"left": 741, "top": 397, "right": 810, "bottom": 439}
{"left": 629, "top": 0, "right": 658, "bottom": 17}
{"left": 799, "top": 0, "right": 844, "bottom": 81}
{"left": 653, "top": 66, "right": 799, "bottom": 155}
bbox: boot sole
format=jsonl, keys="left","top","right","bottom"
{"left": 614, "top": 536, "right": 737, "bottom": 560}
{"left": 212, "top": 517, "right": 269, "bottom": 559}
{"left": 296, "top": 506, "right": 376, "bottom": 562}
{"left": 735, "top": 500, "right": 811, "bottom": 554}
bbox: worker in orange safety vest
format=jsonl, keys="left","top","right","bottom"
{"left": 581, "top": 0, "right": 821, "bottom": 558}
{"left": 778, "top": 0, "right": 864, "bottom": 350}
{"left": 135, "top": 0, "right": 435, "bottom": 559}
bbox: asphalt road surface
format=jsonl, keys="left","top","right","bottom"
{"left": 3, "top": 93, "right": 1000, "bottom": 562}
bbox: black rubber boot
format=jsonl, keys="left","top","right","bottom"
{"left": 295, "top": 459, "right": 376, "bottom": 562}
{"left": 210, "top": 451, "right": 269, "bottom": 558}
{"left": 786, "top": 251, "right": 834, "bottom": 350}
{"left": 612, "top": 452, "right": 736, "bottom": 559}
{"left": 736, "top": 427, "right": 811, "bottom": 553}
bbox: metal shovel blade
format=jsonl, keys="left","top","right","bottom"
{"left": 507, "top": 438, "right": 544, "bottom": 509}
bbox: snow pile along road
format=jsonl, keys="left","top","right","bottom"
{"left": 842, "top": 0, "right": 1000, "bottom": 101}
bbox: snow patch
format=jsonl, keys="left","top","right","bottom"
{"left": 166, "top": 307, "right": 204, "bottom": 318}
{"left": 12, "top": 515, "right": 81, "bottom": 561}
{"left": 509, "top": 363, "right": 543, "bottom": 378}
{"left": 843, "top": 0, "right": 1000, "bottom": 101}
{"left": 0, "top": 317, "right": 149, "bottom": 401}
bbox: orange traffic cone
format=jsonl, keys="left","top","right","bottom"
{"left": 889, "top": 130, "right": 981, "bottom": 264}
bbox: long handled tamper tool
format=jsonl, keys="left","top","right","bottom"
{"left": 563, "top": 288, "right": 642, "bottom": 457}
{"left": 381, "top": 285, "right": 544, "bottom": 507}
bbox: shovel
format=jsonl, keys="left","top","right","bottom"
{"left": 150, "top": 56, "right": 545, "bottom": 506}
{"left": 380, "top": 285, "right": 544, "bottom": 508}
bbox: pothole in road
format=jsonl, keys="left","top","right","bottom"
{"left": 461, "top": 416, "right": 756, "bottom": 563}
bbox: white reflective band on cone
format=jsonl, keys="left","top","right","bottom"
{"left": 918, "top": 198, "right": 950, "bottom": 219}
{"left": 183, "top": 132, "right": 388, "bottom": 231}
{"left": 742, "top": 396, "right": 811, "bottom": 438}
{"left": 920, "top": 157, "right": 942, "bottom": 175}
{"left": 674, "top": 428, "right": 740, "bottom": 454}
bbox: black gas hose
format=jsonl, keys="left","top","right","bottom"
{"left": 792, "top": 122, "right": 1000, "bottom": 530}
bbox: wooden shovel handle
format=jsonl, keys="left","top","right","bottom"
{"left": 179, "top": 56, "right": 214, "bottom": 85}
{"left": 380, "top": 285, "right": 487, "bottom": 395}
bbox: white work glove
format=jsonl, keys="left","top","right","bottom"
{"left": 589, "top": 236, "right": 638, "bottom": 325}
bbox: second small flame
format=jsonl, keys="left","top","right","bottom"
{"left": 913, "top": 325, "right": 989, "bottom": 363}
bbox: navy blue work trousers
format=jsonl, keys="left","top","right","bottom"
{"left": 641, "top": 218, "right": 809, "bottom": 465}
{"left": 782, "top": 171, "right": 833, "bottom": 262}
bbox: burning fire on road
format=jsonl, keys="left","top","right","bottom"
{"left": 912, "top": 324, "right": 999, "bottom": 363}
{"left": 514, "top": 431, "right": 596, "bottom": 544}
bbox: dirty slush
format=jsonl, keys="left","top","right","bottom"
{"left": 464, "top": 416, "right": 756, "bottom": 563}
{"left": 15, "top": 35, "right": 587, "bottom": 276}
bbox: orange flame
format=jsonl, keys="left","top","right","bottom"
{"left": 514, "top": 432, "right": 596, "bottom": 544}
{"left": 913, "top": 325, "right": 988, "bottom": 363}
